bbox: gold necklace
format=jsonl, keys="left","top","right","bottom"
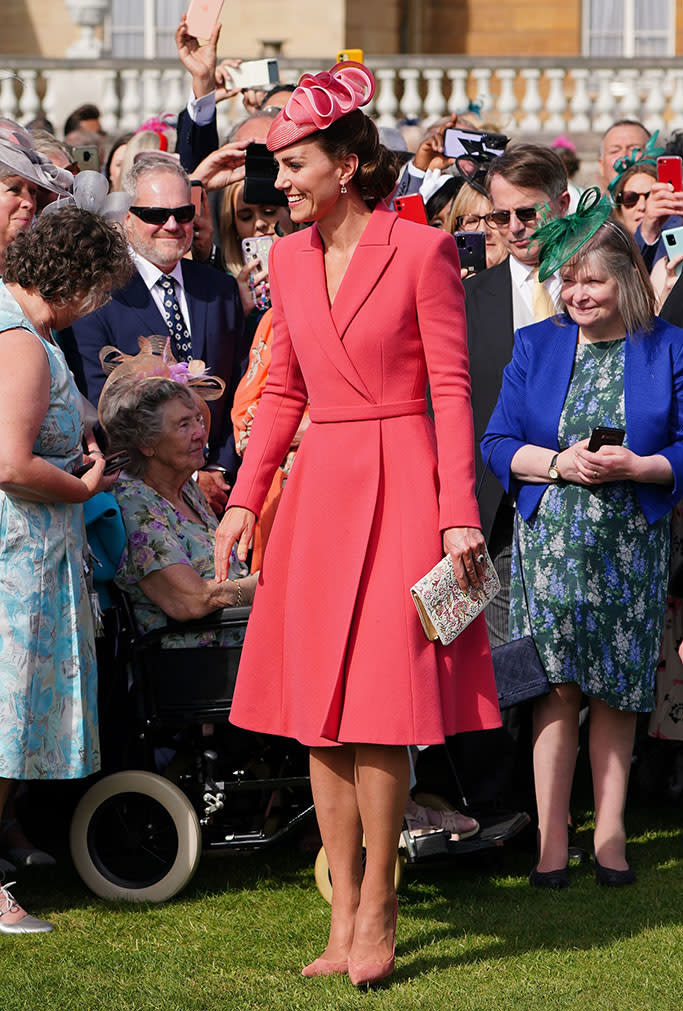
{"left": 580, "top": 337, "right": 624, "bottom": 366}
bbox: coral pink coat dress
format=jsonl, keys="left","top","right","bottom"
{"left": 228, "top": 203, "right": 501, "bottom": 747}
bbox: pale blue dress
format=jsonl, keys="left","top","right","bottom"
{"left": 0, "top": 282, "right": 99, "bottom": 779}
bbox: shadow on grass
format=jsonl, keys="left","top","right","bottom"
{"left": 15, "top": 780, "right": 682, "bottom": 982}
{"left": 391, "top": 816, "right": 683, "bottom": 981}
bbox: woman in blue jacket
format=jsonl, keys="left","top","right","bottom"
{"left": 482, "top": 191, "right": 683, "bottom": 888}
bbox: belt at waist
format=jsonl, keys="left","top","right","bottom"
{"left": 309, "top": 398, "right": 427, "bottom": 423}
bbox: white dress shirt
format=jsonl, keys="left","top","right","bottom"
{"left": 132, "top": 251, "right": 192, "bottom": 338}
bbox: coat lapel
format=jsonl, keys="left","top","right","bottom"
{"left": 116, "top": 271, "right": 169, "bottom": 341}
{"left": 536, "top": 318, "right": 577, "bottom": 449}
{"left": 330, "top": 204, "right": 397, "bottom": 340}
{"left": 297, "top": 221, "right": 377, "bottom": 402}
{"left": 180, "top": 262, "right": 208, "bottom": 362}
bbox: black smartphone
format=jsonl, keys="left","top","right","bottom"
{"left": 454, "top": 231, "right": 486, "bottom": 273}
{"left": 243, "top": 143, "right": 288, "bottom": 207}
{"left": 587, "top": 427, "right": 625, "bottom": 453}
{"left": 73, "top": 451, "right": 130, "bottom": 478}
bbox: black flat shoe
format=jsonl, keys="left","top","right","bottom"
{"left": 594, "top": 857, "right": 636, "bottom": 887}
{"left": 529, "top": 865, "right": 570, "bottom": 889}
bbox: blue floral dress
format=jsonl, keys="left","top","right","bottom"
{"left": 0, "top": 283, "right": 99, "bottom": 779}
{"left": 510, "top": 340, "right": 670, "bottom": 713}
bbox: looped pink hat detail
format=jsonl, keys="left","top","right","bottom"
{"left": 266, "top": 61, "right": 375, "bottom": 152}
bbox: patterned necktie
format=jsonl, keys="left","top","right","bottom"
{"left": 157, "top": 274, "right": 192, "bottom": 361}
{"left": 531, "top": 268, "right": 556, "bottom": 322}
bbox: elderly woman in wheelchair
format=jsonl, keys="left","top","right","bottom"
{"left": 98, "top": 373, "right": 257, "bottom": 636}
{"left": 67, "top": 348, "right": 311, "bottom": 906}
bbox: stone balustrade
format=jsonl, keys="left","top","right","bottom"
{"left": 2, "top": 55, "right": 683, "bottom": 139}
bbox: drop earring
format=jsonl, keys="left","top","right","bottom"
{"left": 340, "top": 182, "right": 347, "bottom": 194}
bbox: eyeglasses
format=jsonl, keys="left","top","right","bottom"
{"left": 129, "top": 204, "right": 195, "bottom": 225}
{"left": 456, "top": 213, "right": 489, "bottom": 231}
{"left": 615, "top": 189, "right": 651, "bottom": 208}
{"left": 484, "top": 206, "right": 539, "bottom": 228}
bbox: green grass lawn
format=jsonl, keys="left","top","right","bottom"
{"left": 1, "top": 796, "right": 681, "bottom": 1011}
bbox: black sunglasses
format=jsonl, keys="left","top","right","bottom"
{"left": 129, "top": 204, "right": 195, "bottom": 225}
{"left": 484, "top": 206, "right": 539, "bottom": 228}
{"left": 615, "top": 189, "right": 651, "bottom": 208}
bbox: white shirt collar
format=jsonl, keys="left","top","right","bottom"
{"left": 131, "top": 249, "right": 184, "bottom": 291}
{"left": 509, "top": 254, "right": 561, "bottom": 294}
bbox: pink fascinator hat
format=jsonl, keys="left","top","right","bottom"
{"left": 267, "top": 61, "right": 375, "bottom": 152}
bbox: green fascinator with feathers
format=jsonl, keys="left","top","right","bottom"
{"left": 607, "top": 130, "right": 665, "bottom": 197}
{"left": 532, "top": 187, "right": 613, "bottom": 282}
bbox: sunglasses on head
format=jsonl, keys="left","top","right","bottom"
{"left": 129, "top": 204, "right": 195, "bottom": 225}
{"left": 484, "top": 206, "right": 539, "bottom": 228}
{"left": 615, "top": 189, "right": 651, "bottom": 208}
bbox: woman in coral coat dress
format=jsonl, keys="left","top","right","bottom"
{"left": 214, "top": 63, "right": 500, "bottom": 985}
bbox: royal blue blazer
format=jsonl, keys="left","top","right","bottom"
{"left": 481, "top": 314, "right": 683, "bottom": 525}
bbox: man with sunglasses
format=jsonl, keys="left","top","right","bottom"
{"left": 449, "top": 145, "right": 569, "bottom": 818}
{"left": 65, "top": 154, "right": 248, "bottom": 514}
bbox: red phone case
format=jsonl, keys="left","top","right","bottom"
{"left": 394, "top": 194, "right": 428, "bottom": 226}
{"left": 657, "top": 156, "right": 683, "bottom": 192}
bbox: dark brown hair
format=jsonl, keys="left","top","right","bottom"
{"left": 4, "top": 206, "right": 133, "bottom": 308}
{"left": 313, "top": 110, "right": 399, "bottom": 204}
{"left": 485, "top": 143, "right": 568, "bottom": 202}
{"left": 613, "top": 161, "right": 657, "bottom": 200}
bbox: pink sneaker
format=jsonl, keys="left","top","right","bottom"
{"left": 0, "top": 882, "right": 54, "bottom": 934}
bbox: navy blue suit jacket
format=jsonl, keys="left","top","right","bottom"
{"left": 482, "top": 314, "right": 683, "bottom": 525}
{"left": 64, "top": 259, "right": 248, "bottom": 482}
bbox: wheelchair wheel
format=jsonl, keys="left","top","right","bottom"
{"left": 70, "top": 770, "right": 202, "bottom": 903}
{"left": 314, "top": 844, "right": 404, "bottom": 906}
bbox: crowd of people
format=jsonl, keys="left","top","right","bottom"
{"left": 0, "top": 15, "right": 682, "bottom": 988}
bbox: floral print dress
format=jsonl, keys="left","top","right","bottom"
{"left": 114, "top": 474, "right": 245, "bottom": 648}
{"left": 510, "top": 340, "right": 670, "bottom": 713}
{"left": 0, "top": 283, "right": 99, "bottom": 779}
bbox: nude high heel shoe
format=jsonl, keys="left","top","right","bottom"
{"left": 301, "top": 956, "right": 348, "bottom": 977}
{"left": 348, "top": 899, "right": 398, "bottom": 987}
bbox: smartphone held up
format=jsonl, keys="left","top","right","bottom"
{"left": 242, "top": 235, "right": 274, "bottom": 310}
{"left": 186, "top": 0, "right": 224, "bottom": 40}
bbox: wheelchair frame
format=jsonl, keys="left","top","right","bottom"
{"left": 69, "top": 592, "right": 315, "bottom": 902}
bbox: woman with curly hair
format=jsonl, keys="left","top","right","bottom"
{"left": 0, "top": 206, "right": 132, "bottom": 934}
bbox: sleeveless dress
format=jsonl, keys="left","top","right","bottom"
{"left": 510, "top": 340, "right": 670, "bottom": 713}
{"left": 0, "top": 282, "right": 99, "bottom": 779}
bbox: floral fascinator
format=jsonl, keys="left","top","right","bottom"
{"left": 0, "top": 118, "right": 72, "bottom": 197}
{"left": 42, "top": 170, "right": 131, "bottom": 223}
{"left": 97, "top": 336, "right": 226, "bottom": 430}
{"left": 607, "top": 131, "right": 665, "bottom": 198}
{"left": 531, "top": 187, "right": 614, "bottom": 282}
{"left": 266, "top": 61, "right": 375, "bottom": 152}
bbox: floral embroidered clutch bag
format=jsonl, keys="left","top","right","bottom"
{"left": 410, "top": 548, "right": 500, "bottom": 645}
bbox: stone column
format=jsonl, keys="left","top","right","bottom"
{"left": 66, "top": 0, "right": 110, "bottom": 59}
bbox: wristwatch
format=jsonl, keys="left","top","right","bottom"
{"left": 548, "top": 452, "right": 561, "bottom": 481}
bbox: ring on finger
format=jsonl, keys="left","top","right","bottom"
{"left": 475, "top": 553, "right": 485, "bottom": 564}
{"left": 593, "top": 470, "right": 599, "bottom": 478}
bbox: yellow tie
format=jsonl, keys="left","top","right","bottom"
{"left": 531, "top": 269, "right": 556, "bottom": 322}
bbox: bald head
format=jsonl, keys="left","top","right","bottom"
{"left": 598, "top": 120, "right": 650, "bottom": 189}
